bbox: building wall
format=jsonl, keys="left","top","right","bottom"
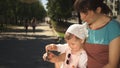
{"left": 105, "top": 0, "right": 120, "bottom": 22}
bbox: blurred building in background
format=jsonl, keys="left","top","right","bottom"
{"left": 104, "top": 0, "right": 120, "bottom": 22}
{"left": 71, "top": 0, "right": 120, "bottom": 23}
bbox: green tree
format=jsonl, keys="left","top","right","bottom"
{"left": 0, "top": 0, "right": 47, "bottom": 26}
{"left": 17, "top": 1, "right": 46, "bottom": 22}
{"left": 47, "top": 0, "right": 74, "bottom": 21}
{"left": 0, "top": 0, "right": 20, "bottom": 25}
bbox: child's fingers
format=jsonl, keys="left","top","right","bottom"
{"left": 48, "top": 51, "right": 58, "bottom": 60}
{"left": 45, "top": 44, "right": 52, "bottom": 52}
{"left": 46, "top": 52, "right": 58, "bottom": 63}
{"left": 45, "top": 44, "right": 56, "bottom": 52}
{"left": 42, "top": 53, "right": 47, "bottom": 61}
{"left": 48, "top": 54, "right": 57, "bottom": 63}
{"left": 72, "top": 65, "right": 75, "bottom": 68}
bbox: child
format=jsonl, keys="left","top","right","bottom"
{"left": 43, "top": 23, "right": 88, "bottom": 68}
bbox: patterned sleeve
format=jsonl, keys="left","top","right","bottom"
{"left": 56, "top": 43, "right": 69, "bottom": 53}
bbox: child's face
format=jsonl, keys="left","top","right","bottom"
{"left": 66, "top": 36, "right": 83, "bottom": 52}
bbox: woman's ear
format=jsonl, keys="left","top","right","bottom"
{"left": 96, "top": 7, "right": 102, "bottom": 13}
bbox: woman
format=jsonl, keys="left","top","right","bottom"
{"left": 74, "top": 0, "right": 120, "bottom": 68}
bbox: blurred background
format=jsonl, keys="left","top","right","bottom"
{"left": 0, "top": 0, "right": 119, "bottom": 68}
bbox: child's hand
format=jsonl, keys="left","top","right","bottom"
{"left": 47, "top": 52, "right": 58, "bottom": 63}
{"left": 42, "top": 51, "right": 57, "bottom": 63}
{"left": 47, "top": 51, "right": 55, "bottom": 60}
{"left": 72, "top": 65, "right": 75, "bottom": 68}
{"left": 42, "top": 52, "right": 47, "bottom": 61}
{"left": 45, "top": 44, "right": 57, "bottom": 52}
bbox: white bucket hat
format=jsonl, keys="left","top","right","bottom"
{"left": 66, "top": 23, "right": 88, "bottom": 40}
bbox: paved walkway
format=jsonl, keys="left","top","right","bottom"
{"left": 0, "top": 23, "right": 58, "bottom": 40}
{"left": 0, "top": 22, "right": 59, "bottom": 68}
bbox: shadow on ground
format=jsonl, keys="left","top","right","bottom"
{"left": 0, "top": 37, "right": 58, "bottom": 68}
{"left": 3, "top": 28, "right": 44, "bottom": 33}
{"left": 0, "top": 26, "right": 61, "bottom": 68}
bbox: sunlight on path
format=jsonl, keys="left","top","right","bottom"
{"left": 0, "top": 23, "right": 57, "bottom": 40}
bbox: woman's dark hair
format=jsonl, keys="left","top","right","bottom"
{"left": 74, "top": 0, "right": 112, "bottom": 14}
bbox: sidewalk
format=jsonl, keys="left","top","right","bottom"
{"left": 0, "top": 22, "right": 58, "bottom": 40}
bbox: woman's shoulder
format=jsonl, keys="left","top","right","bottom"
{"left": 108, "top": 19, "right": 120, "bottom": 26}
{"left": 107, "top": 19, "right": 120, "bottom": 31}
{"left": 107, "top": 19, "right": 120, "bottom": 41}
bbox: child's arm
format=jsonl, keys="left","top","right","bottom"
{"left": 45, "top": 43, "right": 68, "bottom": 53}
{"left": 48, "top": 53, "right": 66, "bottom": 63}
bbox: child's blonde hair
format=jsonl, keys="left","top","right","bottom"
{"left": 65, "top": 23, "right": 88, "bottom": 40}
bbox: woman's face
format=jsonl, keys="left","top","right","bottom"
{"left": 80, "top": 10, "right": 97, "bottom": 24}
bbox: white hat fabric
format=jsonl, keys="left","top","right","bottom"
{"left": 66, "top": 23, "right": 88, "bottom": 40}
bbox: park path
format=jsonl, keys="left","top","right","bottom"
{"left": 0, "top": 23, "right": 58, "bottom": 40}
{"left": 0, "top": 22, "right": 59, "bottom": 68}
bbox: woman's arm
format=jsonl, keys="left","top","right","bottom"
{"left": 103, "top": 37, "right": 120, "bottom": 68}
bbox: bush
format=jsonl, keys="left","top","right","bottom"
{"left": 52, "top": 20, "right": 73, "bottom": 33}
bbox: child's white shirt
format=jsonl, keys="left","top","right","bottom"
{"left": 56, "top": 44, "right": 88, "bottom": 68}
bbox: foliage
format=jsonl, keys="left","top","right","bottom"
{"left": 0, "top": 0, "right": 47, "bottom": 26}
{"left": 47, "top": 0, "right": 74, "bottom": 21}
{"left": 17, "top": 1, "right": 46, "bottom": 20}
{"left": 51, "top": 20, "right": 73, "bottom": 43}
{"left": 52, "top": 20, "right": 73, "bottom": 33}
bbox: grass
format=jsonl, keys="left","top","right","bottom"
{"left": 57, "top": 31, "right": 65, "bottom": 38}
{"left": 51, "top": 20, "right": 73, "bottom": 38}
